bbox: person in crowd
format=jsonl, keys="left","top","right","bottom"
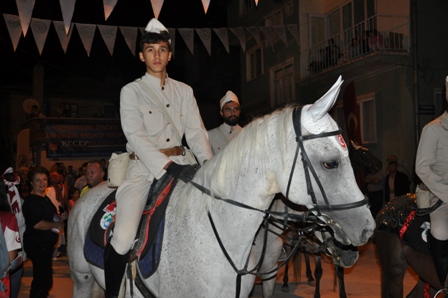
{"left": 17, "top": 167, "right": 32, "bottom": 201}
{"left": 325, "top": 38, "right": 341, "bottom": 67}
{"left": 67, "top": 187, "right": 80, "bottom": 213}
{"left": 65, "top": 165, "right": 77, "bottom": 191}
{"left": 415, "top": 76, "right": 448, "bottom": 291}
{"left": 0, "top": 179, "right": 22, "bottom": 298}
{"left": 80, "top": 161, "right": 106, "bottom": 197}
{"left": 364, "top": 165, "right": 384, "bottom": 218}
{"left": 103, "top": 18, "right": 212, "bottom": 298}
{"left": 368, "top": 29, "right": 384, "bottom": 50}
{"left": 74, "top": 162, "right": 88, "bottom": 191}
{"left": 384, "top": 161, "right": 410, "bottom": 203}
{"left": 208, "top": 91, "right": 243, "bottom": 155}
{"left": 22, "top": 167, "right": 66, "bottom": 298}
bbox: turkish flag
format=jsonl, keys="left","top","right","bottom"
{"left": 342, "top": 82, "right": 362, "bottom": 145}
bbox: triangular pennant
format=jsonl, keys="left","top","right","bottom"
{"left": 202, "top": 0, "right": 210, "bottom": 14}
{"left": 15, "top": 0, "right": 35, "bottom": 36}
{"left": 255, "top": 0, "right": 259, "bottom": 6}
{"left": 195, "top": 28, "right": 211, "bottom": 56}
{"left": 167, "top": 28, "right": 175, "bottom": 57}
{"left": 273, "top": 26, "right": 288, "bottom": 47}
{"left": 260, "top": 26, "right": 274, "bottom": 48}
{"left": 59, "top": 0, "right": 76, "bottom": 35}
{"left": 103, "top": 0, "right": 118, "bottom": 20}
{"left": 3, "top": 14, "right": 22, "bottom": 52}
{"left": 139, "top": 27, "right": 145, "bottom": 35}
{"left": 119, "top": 26, "right": 137, "bottom": 56}
{"left": 53, "top": 21, "right": 73, "bottom": 53}
{"left": 213, "top": 28, "right": 229, "bottom": 53}
{"left": 150, "top": 0, "right": 164, "bottom": 19}
{"left": 246, "top": 27, "right": 261, "bottom": 48}
{"left": 76, "top": 23, "right": 96, "bottom": 56}
{"left": 286, "top": 24, "right": 300, "bottom": 47}
{"left": 98, "top": 25, "right": 117, "bottom": 56}
{"left": 178, "top": 28, "right": 194, "bottom": 55}
{"left": 229, "top": 27, "right": 246, "bottom": 53}
{"left": 30, "top": 18, "right": 51, "bottom": 55}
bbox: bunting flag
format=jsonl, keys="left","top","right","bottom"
{"left": 76, "top": 23, "right": 96, "bottom": 57}
{"left": 213, "top": 28, "right": 229, "bottom": 53}
{"left": 229, "top": 27, "right": 246, "bottom": 53}
{"left": 202, "top": 0, "right": 210, "bottom": 14}
{"left": 196, "top": 28, "right": 211, "bottom": 55}
{"left": 3, "top": 14, "right": 22, "bottom": 52}
{"left": 54, "top": 21, "right": 74, "bottom": 53}
{"left": 150, "top": 0, "right": 164, "bottom": 19}
{"left": 178, "top": 28, "right": 194, "bottom": 55}
{"left": 30, "top": 18, "right": 51, "bottom": 55}
{"left": 60, "top": 0, "right": 76, "bottom": 35}
{"left": 2, "top": 12, "right": 301, "bottom": 57}
{"left": 255, "top": 0, "right": 259, "bottom": 6}
{"left": 98, "top": 25, "right": 118, "bottom": 56}
{"left": 274, "top": 26, "right": 288, "bottom": 46}
{"left": 343, "top": 82, "right": 362, "bottom": 145}
{"left": 15, "top": 0, "right": 35, "bottom": 36}
{"left": 286, "top": 24, "right": 300, "bottom": 47}
{"left": 119, "top": 26, "right": 138, "bottom": 56}
{"left": 246, "top": 27, "right": 261, "bottom": 48}
{"left": 103, "top": 0, "right": 118, "bottom": 20}
{"left": 259, "top": 26, "right": 274, "bottom": 48}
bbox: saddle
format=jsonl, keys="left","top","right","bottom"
{"left": 84, "top": 173, "right": 178, "bottom": 278}
{"left": 377, "top": 194, "right": 431, "bottom": 255}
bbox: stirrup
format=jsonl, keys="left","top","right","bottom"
{"left": 434, "top": 287, "right": 448, "bottom": 298}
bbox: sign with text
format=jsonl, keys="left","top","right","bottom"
{"left": 43, "top": 119, "right": 127, "bottom": 158}
{"left": 418, "top": 104, "right": 435, "bottom": 115}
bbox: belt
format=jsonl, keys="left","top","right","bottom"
{"left": 129, "top": 146, "right": 185, "bottom": 160}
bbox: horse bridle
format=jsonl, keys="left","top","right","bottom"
{"left": 188, "top": 106, "right": 368, "bottom": 298}
{"left": 286, "top": 106, "right": 368, "bottom": 215}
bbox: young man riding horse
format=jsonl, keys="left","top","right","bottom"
{"left": 103, "top": 18, "right": 212, "bottom": 298}
{"left": 415, "top": 75, "right": 448, "bottom": 293}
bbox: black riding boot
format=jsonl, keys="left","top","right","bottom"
{"left": 428, "top": 232, "right": 448, "bottom": 289}
{"left": 104, "top": 242, "right": 128, "bottom": 298}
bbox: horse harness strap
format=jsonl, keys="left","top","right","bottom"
{"left": 287, "top": 107, "right": 368, "bottom": 214}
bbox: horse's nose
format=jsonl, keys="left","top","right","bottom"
{"left": 361, "top": 218, "right": 376, "bottom": 244}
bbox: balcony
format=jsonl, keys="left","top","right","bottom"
{"left": 300, "top": 15, "right": 411, "bottom": 84}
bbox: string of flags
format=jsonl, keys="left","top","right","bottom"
{"left": 3, "top": 13, "right": 300, "bottom": 57}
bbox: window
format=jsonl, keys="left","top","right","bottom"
{"left": 270, "top": 59, "right": 294, "bottom": 108}
{"left": 358, "top": 94, "right": 377, "bottom": 144}
{"left": 246, "top": 46, "right": 263, "bottom": 81}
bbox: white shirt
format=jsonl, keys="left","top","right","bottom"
{"left": 208, "top": 123, "right": 242, "bottom": 155}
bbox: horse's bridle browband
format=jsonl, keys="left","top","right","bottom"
{"left": 286, "top": 106, "right": 368, "bottom": 215}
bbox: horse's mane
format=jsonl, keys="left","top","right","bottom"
{"left": 172, "top": 107, "right": 294, "bottom": 219}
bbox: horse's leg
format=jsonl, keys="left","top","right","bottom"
{"left": 336, "top": 265, "right": 347, "bottom": 298}
{"left": 403, "top": 243, "right": 443, "bottom": 290}
{"left": 313, "top": 255, "right": 323, "bottom": 298}
{"left": 304, "top": 253, "right": 315, "bottom": 286}
{"left": 281, "top": 256, "right": 290, "bottom": 292}
{"left": 376, "top": 231, "right": 408, "bottom": 298}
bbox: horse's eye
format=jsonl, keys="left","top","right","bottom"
{"left": 323, "top": 161, "right": 338, "bottom": 169}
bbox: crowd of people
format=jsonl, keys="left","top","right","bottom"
{"left": 0, "top": 159, "right": 109, "bottom": 297}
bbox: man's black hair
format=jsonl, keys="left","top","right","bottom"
{"left": 139, "top": 31, "right": 172, "bottom": 52}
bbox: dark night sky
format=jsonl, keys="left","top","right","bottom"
{"left": 0, "top": 0, "right": 233, "bottom": 98}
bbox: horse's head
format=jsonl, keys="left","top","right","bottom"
{"left": 350, "top": 140, "right": 382, "bottom": 174}
{"left": 277, "top": 76, "right": 375, "bottom": 247}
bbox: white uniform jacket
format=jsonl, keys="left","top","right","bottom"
{"left": 208, "top": 123, "right": 242, "bottom": 155}
{"left": 120, "top": 73, "right": 213, "bottom": 180}
{"left": 416, "top": 111, "right": 448, "bottom": 203}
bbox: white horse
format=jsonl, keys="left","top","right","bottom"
{"left": 68, "top": 76, "right": 375, "bottom": 298}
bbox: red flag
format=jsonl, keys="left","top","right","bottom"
{"left": 342, "top": 82, "right": 362, "bottom": 145}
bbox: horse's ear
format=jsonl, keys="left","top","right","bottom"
{"left": 350, "top": 140, "right": 361, "bottom": 150}
{"left": 308, "top": 76, "right": 344, "bottom": 121}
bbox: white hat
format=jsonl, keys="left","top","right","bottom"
{"left": 145, "top": 18, "right": 169, "bottom": 34}
{"left": 220, "top": 91, "right": 239, "bottom": 110}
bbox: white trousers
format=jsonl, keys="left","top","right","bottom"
{"left": 430, "top": 201, "right": 448, "bottom": 241}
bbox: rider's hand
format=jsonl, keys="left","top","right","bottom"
{"left": 165, "top": 162, "right": 197, "bottom": 183}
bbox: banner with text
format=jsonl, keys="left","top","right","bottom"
{"left": 43, "top": 119, "right": 126, "bottom": 158}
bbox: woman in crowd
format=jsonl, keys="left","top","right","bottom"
{"left": 22, "top": 167, "right": 65, "bottom": 298}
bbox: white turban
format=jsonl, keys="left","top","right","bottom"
{"left": 220, "top": 91, "right": 239, "bottom": 110}
{"left": 145, "top": 18, "right": 169, "bottom": 34}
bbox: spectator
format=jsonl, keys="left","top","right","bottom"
{"left": 80, "top": 161, "right": 106, "bottom": 197}
{"left": 67, "top": 187, "right": 80, "bottom": 213}
{"left": 368, "top": 29, "right": 384, "bottom": 51}
{"left": 65, "top": 165, "right": 77, "bottom": 191}
{"left": 325, "top": 38, "right": 341, "bottom": 67}
{"left": 384, "top": 161, "right": 410, "bottom": 203}
{"left": 22, "top": 167, "right": 66, "bottom": 298}
{"left": 17, "top": 167, "right": 32, "bottom": 201}
{"left": 364, "top": 166, "right": 384, "bottom": 218}
{"left": 74, "top": 162, "right": 88, "bottom": 191}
